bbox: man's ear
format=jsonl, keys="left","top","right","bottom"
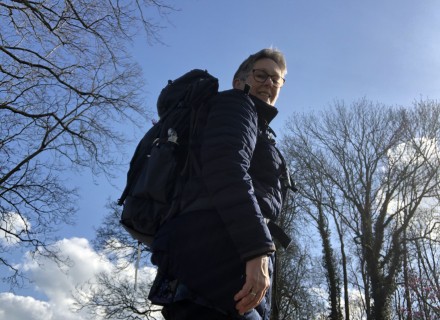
{"left": 233, "top": 78, "right": 243, "bottom": 89}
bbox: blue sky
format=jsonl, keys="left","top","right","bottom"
{"left": 2, "top": 1, "right": 440, "bottom": 319}
{"left": 69, "top": 0, "right": 440, "bottom": 240}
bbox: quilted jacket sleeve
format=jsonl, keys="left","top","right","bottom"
{"left": 200, "top": 89, "right": 275, "bottom": 261}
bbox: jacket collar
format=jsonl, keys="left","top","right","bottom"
{"left": 249, "top": 95, "right": 278, "bottom": 125}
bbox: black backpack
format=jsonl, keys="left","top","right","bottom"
{"left": 118, "top": 69, "right": 219, "bottom": 246}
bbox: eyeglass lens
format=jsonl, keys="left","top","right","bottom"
{"left": 252, "top": 69, "right": 284, "bottom": 87}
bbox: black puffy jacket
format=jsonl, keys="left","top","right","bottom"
{"left": 151, "top": 89, "right": 287, "bottom": 317}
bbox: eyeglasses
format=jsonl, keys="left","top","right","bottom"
{"left": 252, "top": 69, "right": 285, "bottom": 88}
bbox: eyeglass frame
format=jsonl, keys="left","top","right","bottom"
{"left": 251, "top": 69, "right": 285, "bottom": 88}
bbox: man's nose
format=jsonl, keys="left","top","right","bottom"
{"left": 263, "top": 77, "right": 275, "bottom": 86}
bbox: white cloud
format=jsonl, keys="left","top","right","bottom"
{"left": 0, "top": 211, "right": 29, "bottom": 246}
{"left": 0, "top": 293, "right": 52, "bottom": 320}
{"left": 24, "top": 238, "right": 111, "bottom": 305}
{"left": 388, "top": 137, "right": 440, "bottom": 167}
{"left": 0, "top": 237, "right": 159, "bottom": 320}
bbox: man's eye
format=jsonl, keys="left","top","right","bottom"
{"left": 255, "top": 71, "right": 268, "bottom": 80}
{"left": 271, "top": 76, "right": 281, "bottom": 83}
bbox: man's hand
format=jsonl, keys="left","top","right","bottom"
{"left": 234, "top": 255, "right": 270, "bottom": 315}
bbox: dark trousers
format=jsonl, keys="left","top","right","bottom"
{"left": 161, "top": 300, "right": 235, "bottom": 320}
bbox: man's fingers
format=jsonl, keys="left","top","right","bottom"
{"left": 233, "top": 283, "right": 253, "bottom": 301}
{"left": 235, "top": 289, "right": 265, "bottom": 315}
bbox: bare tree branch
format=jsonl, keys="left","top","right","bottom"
{"left": 0, "top": 0, "right": 175, "bottom": 287}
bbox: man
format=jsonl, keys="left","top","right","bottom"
{"left": 149, "top": 48, "right": 288, "bottom": 320}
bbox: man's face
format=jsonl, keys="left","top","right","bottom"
{"left": 234, "top": 58, "right": 284, "bottom": 106}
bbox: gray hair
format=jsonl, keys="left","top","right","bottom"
{"left": 233, "top": 48, "right": 287, "bottom": 81}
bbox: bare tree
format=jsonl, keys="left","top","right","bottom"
{"left": 270, "top": 190, "right": 326, "bottom": 319}
{"left": 0, "top": 0, "right": 174, "bottom": 287}
{"left": 282, "top": 99, "right": 440, "bottom": 319}
{"left": 72, "top": 201, "right": 160, "bottom": 318}
{"left": 394, "top": 205, "right": 440, "bottom": 319}
{"left": 73, "top": 271, "right": 162, "bottom": 320}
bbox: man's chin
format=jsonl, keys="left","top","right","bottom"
{"left": 259, "top": 96, "right": 274, "bottom": 106}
